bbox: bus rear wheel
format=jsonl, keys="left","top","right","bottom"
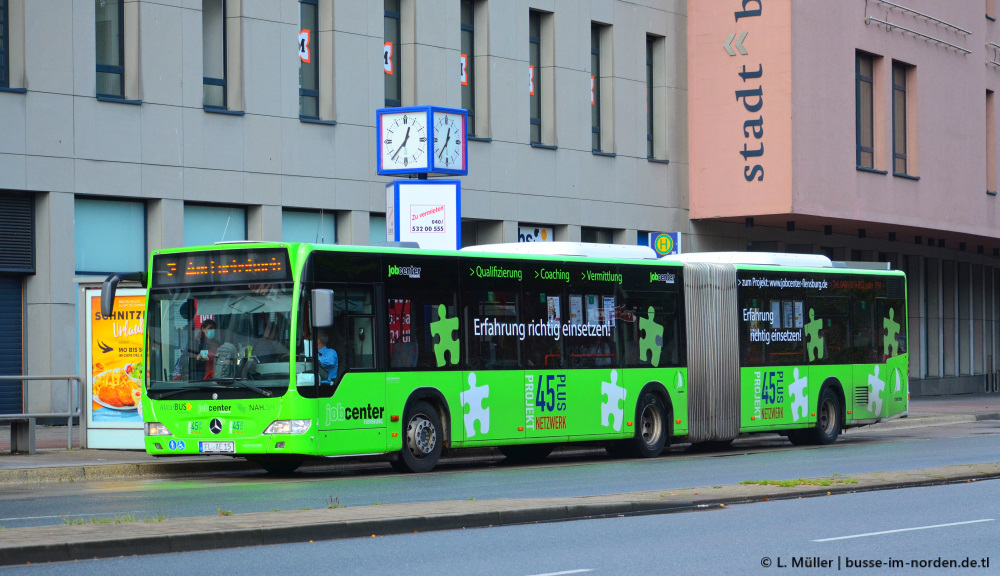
{"left": 813, "top": 388, "right": 842, "bottom": 445}
{"left": 398, "top": 400, "right": 443, "bottom": 473}
{"left": 789, "top": 387, "right": 842, "bottom": 446}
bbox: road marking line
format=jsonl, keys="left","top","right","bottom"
{"left": 525, "top": 570, "right": 593, "bottom": 576}
{"left": 814, "top": 519, "right": 995, "bottom": 542}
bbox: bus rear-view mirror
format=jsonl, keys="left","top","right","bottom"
{"left": 312, "top": 289, "right": 334, "bottom": 328}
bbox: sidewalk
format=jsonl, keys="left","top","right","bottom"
{"left": 0, "top": 393, "right": 998, "bottom": 565}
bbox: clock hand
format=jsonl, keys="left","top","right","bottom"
{"left": 393, "top": 126, "right": 411, "bottom": 161}
{"left": 438, "top": 127, "right": 452, "bottom": 159}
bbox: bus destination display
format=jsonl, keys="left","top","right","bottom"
{"left": 152, "top": 249, "right": 290, "bottom": 286}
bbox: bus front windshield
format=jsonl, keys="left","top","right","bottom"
{"left": 145, "top": 283, "right": 296, "bottom": 399}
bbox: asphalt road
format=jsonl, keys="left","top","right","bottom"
{"left": 1, "top": 419, "right": 998, "bottom": 529}
{"left": 2, "top": 478, "right": 995, "bottom": 575}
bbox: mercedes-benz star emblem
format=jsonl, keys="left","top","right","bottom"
{"left": 210, "top": 418, "right": 223, "bottom": 434}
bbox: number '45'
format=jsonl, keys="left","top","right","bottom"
{"left": 535, "top": 375, "right": 567, "bottom": 412}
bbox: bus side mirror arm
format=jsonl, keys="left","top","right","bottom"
{"left": 312, "top": 289, "right": 335, "bottom": 328}
{"left": 101, "top": 272, "right": 146, "bottom": 317}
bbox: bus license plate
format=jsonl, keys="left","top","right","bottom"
{"left": 199, "top": 441, "right": 235, "bottom": 453}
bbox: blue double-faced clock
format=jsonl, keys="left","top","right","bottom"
{"left": 376, "top": 106, "right": 468, "bottom": 176}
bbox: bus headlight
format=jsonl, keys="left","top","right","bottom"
{"left": 264, "top": 420, "right": 312, "bottom": 435}
{"left": 145, "top": 422, "right": 172, "bottom": 436}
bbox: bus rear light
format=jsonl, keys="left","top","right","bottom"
{"left": 264, "top": 420, "right": 312, "bottom": 435}
{"left": 145, "top": 422, "right": 172, "bottom": 436}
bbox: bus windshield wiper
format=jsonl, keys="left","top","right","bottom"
{"left": 214, "top": 377, "right": 273, "bottom": 397}
{"left": 150, "top": 384, "right": 223, "bottom": 400}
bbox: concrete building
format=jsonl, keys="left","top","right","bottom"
{"left": 688, "top": 0, "right": 1000, "bottom": 395}
{"left": 0, "top": 0, "right": 687, "bottom": 413}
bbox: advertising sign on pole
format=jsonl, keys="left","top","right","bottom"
{"left": 84, "top": 288, "right": 145, "bottom": 449}
{"left": 386, "top": 180, "right": 462, "bottom": 250}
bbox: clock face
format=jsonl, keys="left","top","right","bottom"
{"left": 380, "top": 111, "right": 428, "bottom": 171}
{"left": 433, "top": 112, "right": 465, "bottom": 170}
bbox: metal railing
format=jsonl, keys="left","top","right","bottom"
{"left": 0, "top": 375, "right": 84, "bottom": 450}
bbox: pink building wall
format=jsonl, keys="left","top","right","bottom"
{"left": 691, "top": 0, "right": 1000, "bottom": 243}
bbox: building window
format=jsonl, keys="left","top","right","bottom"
{"left": 95, "top": 0, "right": 124, "bottom": 98}
{"left": 370, "top": 214, "right": 388, "bottom": 244}
{"left": 299, "top": 0, "right": 319, "bottom": 118}
{"left": 461, "top": 0, "right": 475, "bottom": 135}
{"left": 203, "top": 0, "right": 227, "bottom": 110}
{"left": 856, "top": 52, "right": 874, "bottom": 169}
{"left": 581, "top": 227, "right": 613, "bottom": 244}
{"left": 646, "top": 34, "right": 666, "bottom": 160}
{"left": 75, "top": 198, "right": 146, "bottom": 274}
{"left": 989, "top": 90, "right": 996, "bottom": 193}
{"left": 384, "top": 0, "right": 401, "bottom": 108}
{"left": 0, "top": 0, "right": 7, "bottom": 88}
{"left": 591, "top": 25, "right": 601, "bottom": 152}
{"left": 892, "top": 61, "right": 910, "bottom": 175}
{"left": 184, "top": 204, "right": 247, "bottom": 246}
{"left": 282, "top": 210, "right": 336, "bottom": 244}
{"left": 646, "top": 37, "right": 654, "bottom": 158}
{"left": 529, "top": 11, "right": 541, "bottom": 144}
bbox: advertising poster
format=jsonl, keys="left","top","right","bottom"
{"left": 85, "top": 288, "right": 145, "bottom": 449}
{"left": 387, "top": 180, "right": 461, "bottom": 250}
{"left": 602, "top": 296, "right": 616, "bottom": 326}
{"left": 569, "top": 295, "right": 583, "bottom": 326}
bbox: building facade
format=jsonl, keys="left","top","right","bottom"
{"left": 0, "top": 0, "right": 687, "bottom": 413}
{"left": 689, "top": 0, "right": 1000, "bottom": 395}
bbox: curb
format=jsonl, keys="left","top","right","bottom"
{"left": 1, "top": 462, "right": 998, "bottom": 566}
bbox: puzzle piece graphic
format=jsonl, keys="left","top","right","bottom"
{"left": 676, "top": 371, "right": 684, "bottom": 390}
{"left": 460, "top": 372, "right": 490, "bottom": 438}
{"left": 804, "top": 309, "right": 825, "bottom": 362}
{"left": 883, "top": 308, "right": 900, "bottom": 358}
{"left": 429, "top": 304, "right": 460, "bottom": 367}
{"left": 638, "top": 306, "right": 664, "bottom": 366}
{"left": 788, "top": 367, "right": 809, "bottom": 422}
{"left": 893, "top": 368, "right": 903, "bottom": 393}
{"left": 868, "top": 365, "right": 885, "bottom": 415}
{"left": 600, "top": 370, "right": 626, "bottom": 431}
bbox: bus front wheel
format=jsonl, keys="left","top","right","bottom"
{"left": 398, "top": 400, "right": 443, "bottom": 473}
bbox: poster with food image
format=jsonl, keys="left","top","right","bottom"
{"left": 86, "top": 289, "right": 146, "bottom": 427}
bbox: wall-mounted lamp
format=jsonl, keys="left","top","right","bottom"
{"left": 745, "top": 217, "right": 754, "bottom": 228}
{"left": 786, "top": 221, "right": 795, "bottom": 232}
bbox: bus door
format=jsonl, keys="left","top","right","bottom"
{"left": 315, "top": 285, "right": 387, "bottom": 456}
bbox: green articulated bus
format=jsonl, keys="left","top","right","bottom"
{"left": 101, "top": 242, "right": 908, "bottom": 474}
